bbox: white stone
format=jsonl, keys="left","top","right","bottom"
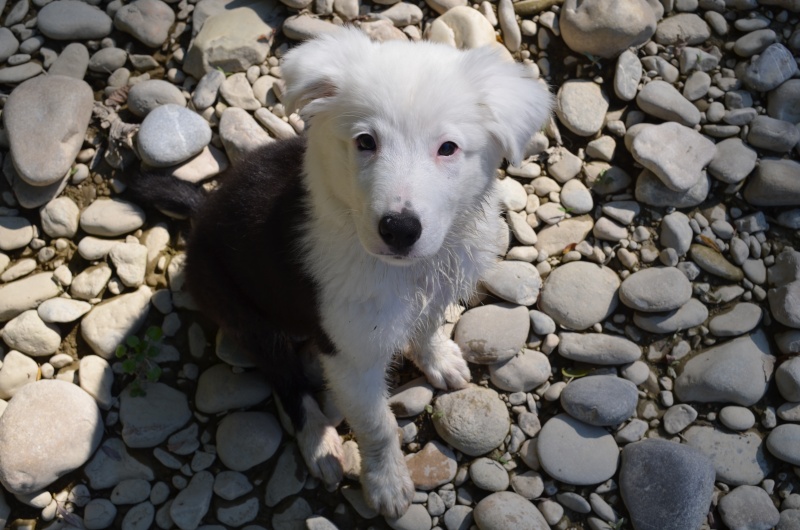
{"left": 80, "top": 285, "right": 152, "bottom": 358}
{"left": 109, "top": 242, "right": 148, "bottom": 287}
{"left": 0, "top": 350, "right": 38, "bottom": 400}
{"left": 37, "top": 297, "right": 92, "bottom": 323}
{"left": 80, "top": 198, "right": 146, "bottom": 237}
{"left": 2, "top": 309, "right": 61, "bottom": 357}
{"left": 70, "top": 263, "right": 112, "bottom": 301}
{"left": 79, "top": 355, "right": 114, "bottom": 410}
{"left": 40, "top": 197, "right": 80, "bottom": 238}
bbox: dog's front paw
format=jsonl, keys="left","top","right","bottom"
{"left": 361, "top": 453, "right": 415, "bottom": 518}
{"left": 297, "top": 420, "right": 344, "bottom": 489}
{"left": 421, "top": 339, "right": 471, "bottom": 390}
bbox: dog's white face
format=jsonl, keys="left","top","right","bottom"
{"left": 282, "top": 29, "right": 553, "bottom": 265}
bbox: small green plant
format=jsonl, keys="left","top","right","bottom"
{"left": 115, "top": 326, "right": 164, "bottom": 397}
{"left": 610, "top": 518, "right": 627, "bottom": 530}
{"left": 425, "top": 404, "right": 444, "bottom": 420}
{"left": 557, "top": 205, "right": 574, "bottom": 214}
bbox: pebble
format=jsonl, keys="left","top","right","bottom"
{"left": 633, "top": 298, "right": 709, "bottom": 334}
{"left": 84, "top": 498, "right": 118, "bottom": 529}
{"left": 0, "top": 350, "right": 37, "bottom": 400}
{"left": 109, "top": 242, "right": 148, "bottom": 287}
{"left": 684, "top": 426, "right": 772, "bottom": 486}
{"left": 708, "top": 302, "right": 762, "bottom": 337}
{"left": 0, "top": 217, "right": 32, "bottom": 252}
{"left": 719, "top": 406, "right": 756, "bottom": 431}
{"left": 37, "top": 0, "right": 113, "bottom": 40}
{"left": 742, "top": 43, "right": 798, "bottom": 92}
{"left": 138, "top": 104, "right": 212, "bottom": 168}
{"left": 662, "top": 403, "right": 698, "bottom": 434}
{"left": 0, "top": 272, "right": 62, "bottom": 322}
{"left": 482, "top": 261, "right": 541, "bottom": 306}
{"left": 170, "top": 471, "right": 214, "bottom": 530}
{"left": 79, "top": 355, "right": 114, "bottom": 410}
{"left": 601, "top": 201, "right": 639, "bottom": 226}
{"left": 216, "top": 411, "right": 282, "bottom": 471}
{"left": 636, "top": 170, "right": 710, "bottom": 208}
{"left": 619, "top": 439, "right": 715, "bottom": 530}
{"left": 120, "top": 381, "right": 191, "bottom": 448}
{"left": 80, "top": 198, "right": 146, "bottom": 237}
{"left": 558, "top": 332, "right": 641, "bottom": 365}
{"left": 81, "top": 285, "right": 152, "bottom": 358}
{"left": 84, "top": 438, "right": 154, "bottom": 490}
{"left": 707, "top": 137, "right": 758, "bottom": 184}
{"left": 387, "top": 503, "right": 432, "bottom": 530}
{"left": 272, "top": 497, "right": 313, "bottom": 530}
{"left": 70, "top": 263, "right": 112, "bottom": 301}
{"left": 184, "top": 6, "right": 276, "bottom": 78}
{"left": 281, "top": 15, "right": 339, "bottom": 41}
{"left": 388, "top": 376, "right": 434, "bottom": 418}
{"left": 40, "top": 197, "right": 80, "bottom": 238}
{"left": 111, "top": 478, "right": 151, "bottom": 505}
{"left": 619, "top": 266, "right": 692, "bottom": 313}
{"left": 1, "top": 309, "right": 61, "bottom": 357}
{"left": 127, "top": 79, "right": 186, "bottom": 118}
{"left": 213, "top": 471, "right": 253, "bottom": 501}
{"left": 560, "top": 375, "right": 638, "bottom": 426}
{"left": 689, "top": 244, "right": 744, "bottom": 282}
{"left": 473, "top": 491, "right": 549, "bottom": 530}
{"left": 443, "top": 505, "right": 473, "bottom": 530}
{"left": 192, "top": 69, "right": 225, "bottom": 110}
{"left": 718, "top": 485, "right": 780, "bottom": 530}
{"left": 0, "top": 258, "right": 35, "bottom": 282}
{"left": 406, "top": 440, "right": 457, "bottom": 491}
{"left": 631, "top": 122, "right": 715, "bottom": 192}
{"left": 747, "top": 115, "right": 800, "bottom": 153}
{"left": 654, "top": 13, "right": 710, "bottom": 45}
{"left": 537, "top": 414, "right": 619, "bottom": 485}
{"left": 767, "top": 79, "right": 800, "bottom": 123}
{"left": 454, "top": 303, "right": 529, "bottom": 364}
{"left": 539, "top": 262, "right": 619, "bottom": 330}
{"left": 4, "top": 75, "right": 94, "bottom": 187}
{"left": 469, "top": 457, "right": 510, "bottom": 492}
{"left": 265, "top": 443, "right": 307, "bottom": 507}
{"left": 559, "top": 0, "right": 656, "bottom": 58}
{"left": 776, "top": 357, "right": 800, "bottom": 402}
{"left": 592, "top": 216, "right": 628, "bottom": 241}
{"left": 635, "top": 80, "right": 701, "bottom": 127}
{"left": 195, "top": 363, "right": 271, "bottom": 414}
{"left": 660, "top": 211, "right": 693, "bottom": 256}
{"left": 88, "top": 47, "right": 128, "bottom": 73}
{"left": 49, "top": 42, "right": 90, "bottom": 79}
{"left": 766, "top": 424, "right": 800, "bottom": 466}
{"left": 121, "top": 501, "right": 154, "bottom": 530}
{"left": 432, "top": 385, "right": 509, "bottom": 456}
{"left": 489, "top": 349, "right": 550, "bottom": 392}
{"left": 675, "top": 331, "right": 774, "bottom": 406}
{"left": 0, "top": 380, "right": 102, "bottom": 495}
{"left": 114, "top": 0, "right": 175, "bottom": 48}
{"left": 218, "top": 107, "right": 274, "bottom": 166}
{"left": 534, "top": 214, "right": 594, "bottom": 256}
{"left": 555, "top": 80, "right": 609, "bottom": 137}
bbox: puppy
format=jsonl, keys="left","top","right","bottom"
{"left": 180, "top": 28, "right": 552, "bottom": 517}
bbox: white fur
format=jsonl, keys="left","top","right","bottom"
{"left": 281, "top": 28, "right": 553, "bottom": 518}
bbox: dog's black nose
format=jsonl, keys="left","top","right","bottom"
{"left": 378, "top": 212, "right": 422, "bottom": 251}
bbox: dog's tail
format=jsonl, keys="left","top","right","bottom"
{"left": 124, "top": 168, "right": 207, "bottom": 219}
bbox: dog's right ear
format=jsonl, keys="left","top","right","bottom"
{"left": 281, "top": 28, "right": 373, "bottom": 117}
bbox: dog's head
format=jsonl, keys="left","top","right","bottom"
{"left": 282, "top": 28, "right": 552, "bottom": 265}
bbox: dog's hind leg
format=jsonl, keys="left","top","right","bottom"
{"left": 406, "top": 325, "right": 471, "bottom": 390}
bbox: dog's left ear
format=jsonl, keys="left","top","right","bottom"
{"left": 464, "top": 46, "right": 554, "bottom": 166}
{"left": 281, "top": 28, "right": 374, "bottom": 116}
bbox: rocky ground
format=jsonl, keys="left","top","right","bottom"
{"left": 0, "top": 0, "right": 798, "bottom": 528}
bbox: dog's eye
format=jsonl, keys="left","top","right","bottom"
{"left": 438, "top": 141, "right": 458, "bottom": 156}
{"left": 356, "top": 134, "right": 377, "bottom": 151}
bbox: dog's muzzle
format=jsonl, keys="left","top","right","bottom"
{"left": 378, "top": 211, "right": 422, "bottom": 253}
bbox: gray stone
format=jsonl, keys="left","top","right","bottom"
{"left": 636, "top": 80, "right": 701, "bottom": 126}
{"left": 742, "top": 44, "right": 798, "bottom": 93}
{"left": 558, "top": 332, "right": 641, "bottom": 365}
{"left": 615, "top": 50, "right": 642, "bottom": 101}
{"left": 631, "top": 122, "right": 715, "bottom": 192}
{"left": 718, "top": 485, "right": 780, "bottom": 530}
{"left": 766, "top": 424, "right": 800, "bottom": 466}
{"left": 0, "top": 272, "right": 61, "bottom": 322}
{"left": 473, "top": 491, "right": 548, "bottom": 530}
{"left": 684, "top": 426, "right": 771, "bottom": 486}
{"left": 709, "top": 303, "right": 762, "bottom": 337}
{"left": 660, "top": 211, "right": 693, "bottom": 256}
{"left": 675, "top": 332, "right": 774, "bottom": 406}
{"left": 662, "top": 404, "right": 698, "bottom": 434}
{"left": 220, "top": 72, "right": 261, "bottom": 110}
{"left": 689, "top": 244, "right": 744, "bottom": 282}
{"left": 192, "top": 68, "right": 225, "bottom": 110}
{"left": 559, "top": 0, "right": 657, "bottom": 59}
{"left": 654, "top": 13, "right": 710, "bottom": 45}
{"left": 282, "top": 14, "right": 339, "bottom": 41}
{"left": 120, "top": 382, "right": 191, "bottom": 448}
{"left": 170, "top": 471, "right": 214, "bottom": 530}
{"left": 489, "top": 349, "right": 550, "bottom": 392}
{"left": 4, "top": 75, "right": 93, "bottom": 186}
{"left": 127, "top": 79, "right": 185, "bottom": 117}
{"left": 195, "top": 363, "right": 271, "bottom": 414}
{"left": 432, "top": 385, "right": 509, "bottom": 457}
{"left": 114, "top": 0, "right": 175, "bottom": 48}
{"left": 454, "top": 303, "right": 529, "bottom": 364}
{"left": 0, "top": 28, "right": 19, "bottom": 63}
{"left": 619, "top": 439, "right": 714, "bottom": 530}
{"left": 683, "top": 70, "right": 711, "bottom": 100}
{"left": 619, "top": 267, "right": 692, "bottom": 313}
{"left": 539, "top": 262, "right": 620, "bottom": 330}
{"left": 747, "top": 115, "right": 800, "bottom": 153}
{"left": 560, "top": 375, "right": 638, "bottom": 426}
{"left": 768, "top": 79, "right": 800, "bottom": 123}
{"left": 708, "top": 137, "right": 758, "bottom": 184}
{"left": 88, "top": 47, "right": 127, "bottom": 73}
{"left": 386, "top": 503, "right": 432, "bottom": 530}
{"left": 216, "top": 411, "right": 282, "bottom": 471}
{"left": 0, "top": 380, "right": 102, "bottom": 495}
{"left": 537, "top": 414, "right": 619, "bottom": 486}
{"left": 636, "top": 170, "right": 710, "bottom": 208}
{"left": 265, "top": 444, "right": 306, "bottom": 507}
{"left": 633, "top": 298, "right": 709, "bottom": 334}
{"left": 555, "top": 80, "right": 609, "bottom": 137}
{"left": 218, "top": 107, "right": 273, "bottom": 166}
{"left": 776, "top": 357, "right": 800, "bottom": 402}
{"left": 469, "top": 457, "right": 509, "bottom": 492}
{"left": 83, "top": 438, "right": 155, "bottom": 490}
{"left": 482, "top": 261, "right": 541, "bottom": 306}
{"left": 719, "top": 406, "right": 756, "bottom": 431}
{"left": 137, "top": 104, "right": 212, "bottom": 167}
{"left": 48, "top": 42, "right": 89, "bottom": 79}
{"left": 37, "top": 0, "right": 113, "bottom": 40}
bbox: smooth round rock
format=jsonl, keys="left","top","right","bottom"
{"left": 636, "top": 80, "right": 701, "bottom": 127}
{"left": 489, "top": 349, "right": 550, "bottom": 392}
{"left": 469, "top": 457, "right": 509, "bottom": 492}
{"left": 766, "top": 424, "right": 800, "bottom": 466}
{"left": 742, "top": 43, "right": 798, "bottom": 93}
{"left": 776, "top": 357, "right": 800, "bottom": 402}
{"left": 684, "top": 426, "right": 772, "bottom": 486}
{"left": 195, "top": 364, "right": 271, "bottom": 414}
{"left": 560, "top": 376, "right": 638, "bottom": 426}
{"left": 454, "top": 303, "right": 529, "bottom": 364}
{"left": 473, "top": 491, "right": 549, "bottom": 530}
{"left": 127, "top": 80, "right": 186, "bottom": 118}
{"left": 631, "top": 122, "right": 715, "bottom": 192}
{"left": 560, "top": 0, "right": 657, "bottom": 58}
{"left": 539, "top": 262, "right": 620, "bottom": 330}
{"left": 137, "top": 104, "right": 212, "bottom": 168}
{"left": 708, "top": 138, "right": 758, "bottom": 184}
{"left": 633, "top": 298, "right": 709, "bottom": 334}
{"left": 40, "top": 197, "right": 80, "bottom": 239}
{"left": 37, "top": 0, "right": 113, "bottom": 40}
{"left": 619, "top": 267, "right": 691, "bottom": 313}
{"left": 120, "top": 382, "right": 191, "bottom": 448}
{"left": 80, "top": 286, "right": 152, "bottom": 359}
{"left": 690, "top": 244, "right": 744, "bottom": 282}
{"left": 114, "top": 0, "right": 175, "bottom": 48}
{"left": 558, "top": 332, "right": 641, "bottom": 365}
{"left": 406, "top": 440, "right": 457, "bottom": 491}
{"left": 708, "top": 303, "right": 762, "bottom": 337}
{"left": 537, "top": 414, "right": 619, "bottom": 486}
{"left": 620, "top": 439, "right": 715, "bottom": 530}
{"left": 636, "top": 170, "right": 710, "bottom": 208}
{"left": 432, "top": 385, "right": 509, "bottom": 457}
{"left": 80, "top": 198, "right": 146, "bottom": 237}
{"left": 555, "top": 80, "right": 609, "bottom": 137}
{"left": 768, "top": 79, "right": 800, "bottom": 123}
{"left": 388, "top": 377, "right": 434, "bottom": 418}
{"left": 216, "top": 412, "right": 282, "bottom": 471}
{"left": 719, "top": 406, "right": 756, "bottom": 431}
{"left": 744, "top": 159, "right": 800, "bottom": 207}
{"left": 654, "top": 13, "right": 710, "bottom": 45}
{"left": 1, "top": 309, "right": 61, "bottom": 357}
{"left": 0, "top": 380, "right": 103, "bottom": 495}
{"left": 37, "top": 298, "right": 92, "bottom": 323}
{"left": 482, "top": 261, "right": 542, "bottom": 306}
{"left": 718, "top": 485, "right": 780, "bottom": 530}
{"left": 0, "top": 272, "right": 62, "bottom": 322}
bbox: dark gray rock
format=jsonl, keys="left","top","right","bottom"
{"left": 37, "top": 0, "right": 113, "bottom": 40}
{"left": 560, "top": 375, "right": 637, "bottom": 426}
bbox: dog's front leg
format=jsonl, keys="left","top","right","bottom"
{"left": 320, "top": 351, "right": 415, "bottom": 518}
{"left": 406, "top": 325, "right": 471, "bottom": 390}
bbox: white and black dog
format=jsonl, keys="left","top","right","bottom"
{"left": 138, "top": 27, "right": 551, "bottom": 517}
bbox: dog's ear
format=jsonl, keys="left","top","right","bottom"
{"left": 281, "top": 27, "right": 373, "bottom": 116}
{"left": 464, "top": 46, "right": 554, "bottom": 166}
